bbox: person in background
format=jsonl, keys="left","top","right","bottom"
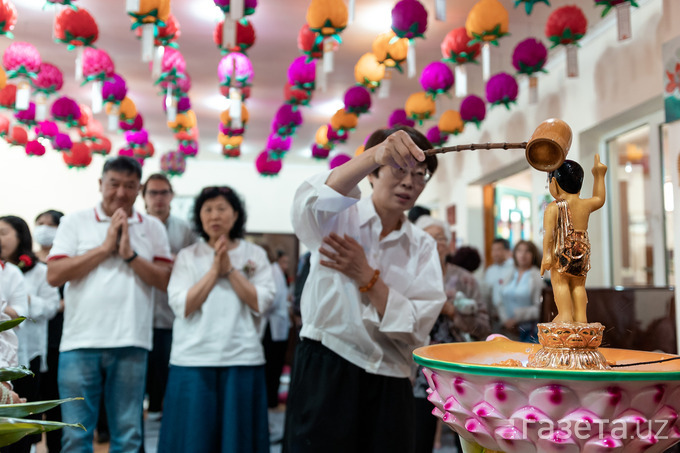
{"left": 158, "top": 186, "right": 274, "bottom": 453}
{"left": 0, "top": 215, "right": 60, "bottom": 453}
{"left": 34, "top": 209, "right": 65, "bottom": 453}
{"left": 47, "top": 156, "right": 172, "bottom": 453}
{"left": 284, "top": 126, "right": 446, "bottom": 452}
{"left": 290, "top": 251, "right": 310, "bottom": 335}
{"left": 407, "top": 205, "right": 431, "bottom": 224}
{"left": 263, "top": 250, "right": 291, "bottom": 411}
{"left": 499, "top": 240, "right": 545, "bottom": 342}
{"left": 448, "top": 246, "right": 482, "bottom": 274}
{"left": 412, "top": 216, "right": 489, "bottom": 453}
{"left": 483, "top": 237, "right": 514, "bottom": 332}
{"left": 141, "top": 173, "right": 197, "bottom": 421}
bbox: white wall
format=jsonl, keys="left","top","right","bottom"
{"left": 429, "top": 0, "right": 679, "bottom": 286}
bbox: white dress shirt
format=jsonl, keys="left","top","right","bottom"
{"left": 0, "top": 264, "right": 21, "bottom": 368}
{"left": 483, "top": 257, "right": 515, "bottom": 312}
{"left": 168, "top": 240, "right": 275, "bottom": 367}
{"left": 49, "top": 203, "right": 172, "bottom": 352}
{"left": 291, "top": 170, "right": 446, "bottom": 378}
{"left": 19, "top": 263, "right": 59, "bottom": 371}
{"left": 265, "top": 262, "right": 291, "bottom": 342}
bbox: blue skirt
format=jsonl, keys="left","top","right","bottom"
{"left": 158, "top": 364, "right": 270, "bottom": 453}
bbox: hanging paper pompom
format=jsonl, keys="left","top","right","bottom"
{"left": 315, "top": 124, "right": 330, "bottom": 147}
{"left": 420, "top": 62, "right": 454, "bottom": 99}
{"left": 214, "top": 0, "right": 258, "bottom": 16}
{"left": 298, "top": 24, "right": 323, "bottom": 60}
{"left": 82, "top": 48, "right": 115, "bottom": 83}
{"left": 330, "top": 153, "right": 351, "bottom": 169}
{"left": 354, "top": 53, "right": 385, "bottom": 92}
{"left": 330, "top": 109, "right": 357, "bottom": 133}
{"left": 63, "top": 142, "right": 92, "bottom": 168}
{"left": 266, "top": 133, "right": 292, "bottom": 160}
{"left": 161, "top": 71, "right": 191, "bottom": 97}
{"left": 545, "top": 6, "right": 587, "bottom": 48}
{"left": 118, "top": 147, "right": 145, "bottom": 166}
{"left": 486, "top": 72, "right": 518, "bottom": 110}
{"left": 136, "top": 141, "right": 155, "bottom": 159}
{"left": 465, "top": 0, "right": 509, "bottom": 45}
{"left": 51, "top": 96, "right": 81, "bottom": 126}
{"left": 284, "top": 82, "right": 313, "bottom": 106}
{"left": 441, "top": 27, "right": 481, "bottom": 64}
{"left": 31, "top": 63, "right": 63, "bottom": 96}
{"left": 217, "top": 52, "right": 253, "bottom": 88}
{"left": 0, "top": 0, "right": 17, "bottom": 39}
{"left": 514, "top": 0, "right": 550, "bottom": 15}
{"left": 255, "top": 150, "right": 282, "bottom": 176}
{"left": 512, "top": 38, "right": 547, "bottom": 75}
{"left": 439, "top": 110, "right": 464, "bottom": 136}
{"left": 88, "top": 134, "right": 112, "bottom": 155}
{"left": 372, "top": 32, "right": 409, "bottom": 73}
{"left": 178, "top": 140, "right": 197, "bottom": 158}
{"left": 77, "top": 104, "right": 91, "bottom": 128}
{"left": 7, "top": 124, "right": 26, "bottom": 146}
{"left": 128, "top": 0, "right": 171, "bottom": 29}
{"left": 176, "top": 97, "right": 191, "bottom": 114}
{"left": 54, "top": 7, "right": 99, "bottom": 48}
{"left": 160, "top": 151, "right": 186, "bottom": 176}
{"left": 287, "top": 56, "right": 316, "bottom": 92}
{"left": 167, "top": 110, "right": 196, "bottom": 132}
{"left": 14, "top": 101, "right": 35, "bottom": 126}
{"left": 426, "top": 126, "right": 447, "bottom": 147}
{"left": 391, "top": 0, "right": 428, "bottom": 40}
{"left": 218, "top": 133, "right": 242, "bottom": 151}
{"left": 102, "top": 74, "right": 127, "bottom": 104}
{"left": 220, "top": 104, "right": 249, "bottom": 135}
{"left": 156, "top": 48, "right": 186, "bottom": 86}
{"left": 595, "top": 0, "right": 637, "bottom": 17}
{"left": 404, "top": 92, "right": 435, "bottom": 125}
{"left": 214, "top": 19, "right": 255, "bottom": 54}
{"left": 388, "top": 109, "right": 415, "bottom": 128}
{"left": 343, "top": 86, "right": 371, "bottom": 116}
{"left": 306, "top": 0, "right": 348, "bottom": 40}
{"left": 0, "top": 67, "right": 5, "bottom": 90}
{"left": 124, "top": 129, "right": 148, "bottom": 148}
{"left": 311, "top": 143, "right": 331, "bottom": 159}
{"left": 3, "top": 42, "right": 41, "bottom": 78}
{"left": 52, "top": 132, "right": 72, "bottom": 152}
{"left": 25, "top": 140, "right": 45, "bottom": 157}
{"left": 35, "top": 120, "right": 59, "bottom": 139}
{"left": 460, "top": 94, "right": 486, "bottom": 128}
{"left": 271, "top": 104, "right": 303, "bottom": 137}
{"left": 0, "top": 83, "right": 15, "bottom": 108}
{"left": 327, "top": 125, "right": 349, "bottom": 144}
{"left": 0, "top": 114, "right": 8, "bottom": 136}
{"left": 135, "top": 13, "right": 180, "bottom": 47}
{"left": 112, "top": 96, "right": 137, "bottom": 122}
{"left": 47, "top": 0, "right": 78, "bottom": 7}
{"left": 354, "top": 144, "right": 365, "bottom": 156}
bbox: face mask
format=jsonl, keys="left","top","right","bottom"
{"left": 34, "top": 225, "right": 58, "bottom": 247}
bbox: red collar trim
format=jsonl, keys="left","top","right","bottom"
{"left": 0, "top": 260, "right": 4, "bottom": 270}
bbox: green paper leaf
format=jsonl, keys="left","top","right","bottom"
{"left": 0, "top": 318, "right": 24, "bottom": 334}
{"left": 0, "top": 367, "right": 32, "bottom": 383}
{"left": 0, "top": 398, "right": 83, "bottom": 419}
{"left": 0, "top": 417, "right": 84, "bottom": 447}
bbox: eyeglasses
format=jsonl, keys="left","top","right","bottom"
{"left": 388, "top": 166, "right": 432, "bottom": 185}
{"left": 147, "top": 190, "right": 172, "bottom": 197}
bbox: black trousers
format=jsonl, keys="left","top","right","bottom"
{"left": 262, "top": 323, "right": 288, "bottom": 408}
{"left": 41, "top": 348, "right": 62, "bottom": 453}
{"left": 283, "top": 339, "right": 415, "bottom": 453}
{"left": 146, "top": 328, "right": 172, "bottom": 412}
{"left": 1, "top": 357, "right": 42, "bottom": 453}
{"left": 413, "top": 397, "right": 437, "bottom": 453}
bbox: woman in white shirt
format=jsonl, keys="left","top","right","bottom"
{"left": 158, "top": 186, "right": 275, "bottom": 453}
{"left": 284, "top": 126, "right": 446, "bottom": 452}
{"left": 0, "top": 215, "right": 59, "bottom": 453}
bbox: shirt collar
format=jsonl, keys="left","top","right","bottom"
{"left": 94, "top": 203, "right": 143, "bottom": 224}
{"left": 357, "top": 197, "right": 412, "bottom": 242}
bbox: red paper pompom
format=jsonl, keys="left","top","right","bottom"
{"left": 54, "top": 7, "right": 99, "bottom": 48}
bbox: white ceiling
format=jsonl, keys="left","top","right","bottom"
{"left": 5, "top": 0, "right": 606, "bottom": 171}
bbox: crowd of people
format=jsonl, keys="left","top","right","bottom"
{"left": 0, "top": 125, "right": 549, "bottom": 453}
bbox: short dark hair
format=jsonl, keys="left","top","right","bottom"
{"left": 102, "top": 156, "right": 142, "bottom": 181}
{"left": 447, "top": 246, "right": 481, "bottom": 273}
{"left": 407, "top": 205, "right": 431, "bottom": 223}
{"left": 0, "top": 215, "right": 38, "bottom": 272}
{"left": 142, "top": 173, "right": 173, "bottom": 197}
{"left": 366, "top": 125, "right": 438, "bottom": 178}
{"left": 192, "top": 186, "right": 246, "bottom": 241}
{"left": 549, "top": 160, "right": 584, "bottom": 195}
{"left": 513, "top": 240, "right": 541, "bottom": 269}
{"left": 492, "top": 237, "right": 510, "bottom": 250}
{"left": 35, "top": 209, "right": 64, "bottom": 226}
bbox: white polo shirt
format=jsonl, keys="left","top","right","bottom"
{"left": 49, "top": 203, "right": 172, "bottom": 352}
{"left": 168, "top": 239, "right": 275, "bottom": 367}
{"left": 292, "top": 170, "right": 447, "bottom": 378}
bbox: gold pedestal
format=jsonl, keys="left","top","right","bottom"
{"left": 528, "top": 322, "right": 610, "bottom": 370}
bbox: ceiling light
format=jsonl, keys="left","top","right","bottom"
{"left": 354, "top": 3, "right": 393, "bottom": 34}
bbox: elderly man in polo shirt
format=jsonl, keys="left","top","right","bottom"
{"left": 47, "top": 156, "right": 172, "bottom": 453}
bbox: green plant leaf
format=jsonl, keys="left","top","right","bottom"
{"left": 0, "top": 318, "right": 25, "bottom": 334}
{"left": 0, "top": 417, "right": 84, "bottom": 447}
{"left": 0, "top": 367, "right": 33, "bottom": 382}
{"left": 0, "top": 398, "right": 83, "bottom": 419}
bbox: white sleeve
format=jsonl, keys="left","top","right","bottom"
{"left": 361, "top": 238, "right": 447, "bottom": 347}
{"left": 0, "top": 300, "right": 18, "bottom": 368}
{"left": 291, "top": 170, "right": 361, "bottom": 250}
{"left": 1, "top": 264, "right": 28, "bottom": 319}
{"left": 248, "top": 246, "right": 276, "bottom": 317}
{"left": 47, "top": 214, "right": 78, "bottom": 259}
{"left": 167, "top": 248, "right": 193, "bottom": 320}
{"left": 514, "top": 268, "right": 544, "bottom": 323}
{"left": 25, "top": 265, "right": 59, "bottom": 321}
{"left": 149, "top": 218, "right": 173, "bottom": 262}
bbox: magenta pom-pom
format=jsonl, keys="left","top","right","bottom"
{"left": 420, "top": 61, "right": 454, "bottom": 98}
{"left": 329, "top": 153, "right": 351, "bottom": 169}
{"left": 512, "top": 38, "right": 548, "bottom": 75}
{"left": 460, "top": 94, "right": 486, "bottom": 128}
{"left": 343, "top": 86, "right": 371, "bottom": 115}
{"left": 391, "top": 0, "right": 428, "bottom": 40}
{"left": 485, "top": 72, "right": 518, "bottom": 109}
{"left": 388, "top": 109, "right": 416, "bottom": 128}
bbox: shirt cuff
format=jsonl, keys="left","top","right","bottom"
{"left": 309, "top": 170, "right": 362, "bottom": 214}
{"left": 378, "top": 289, "right": 415, "bottom": 334}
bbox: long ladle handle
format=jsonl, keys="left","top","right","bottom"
{"left": 424, "top": 141, "right": 528, "bottom": 157}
